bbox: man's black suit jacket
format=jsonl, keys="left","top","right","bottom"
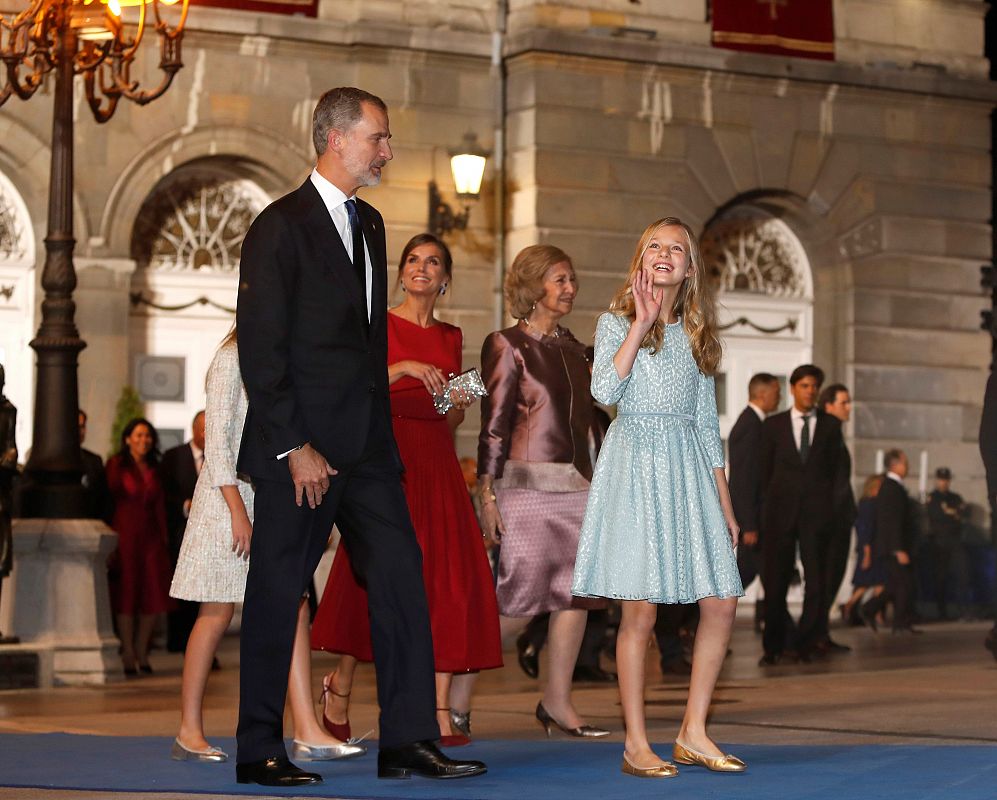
{"left": 728, "top": 406, "right": 763, "bottom": 535}
{"left": 237, "top": 179, "right": 400, "bottom": 481}
{"left": 161, "top": 443, "right": 198, "bottom": 558}
{"left": 80, "top": 447, "right": 112, "bottom": 523}
{"left": 873, "top": 476, "right": 913, "bottom": 558}
{"left": 760, "top": 409, "right": 843, "bottom": 539}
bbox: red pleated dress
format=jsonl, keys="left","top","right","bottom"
{"left": 311, "top": 314, "right": 503, "bottom": 673}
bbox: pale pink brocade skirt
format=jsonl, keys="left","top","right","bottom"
{"left": 494, "top": 486, "right": 602, "bottom": 616}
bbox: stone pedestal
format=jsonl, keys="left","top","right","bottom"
{"left": 1, "top": 518, "right": 120, "bottom": 686}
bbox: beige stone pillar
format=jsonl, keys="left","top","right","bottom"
{"left": 4, "top": 518, "right": 120, "bottom": 686}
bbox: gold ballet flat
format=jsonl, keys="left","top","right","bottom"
{"left": 621, "top": 753, "right": 678, "bottom": 778}
{"left": 672, "top": 741, "right": 746, "bottom": 772}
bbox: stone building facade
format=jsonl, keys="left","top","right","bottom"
{"left": 0, "top": 0, "right": 993, "bottom": 518}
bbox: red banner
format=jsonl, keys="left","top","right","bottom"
{"left": 712, "top": 0, "right": 834, "bottom": 61}
{"left": 192, "top": 0, "right": 318, "bottom": 17}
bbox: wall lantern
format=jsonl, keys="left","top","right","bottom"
{"left": 428, "top": 131, "right": 489, "bottom": 238}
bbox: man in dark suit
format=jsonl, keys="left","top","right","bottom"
{"left": 161, "top": 410, "right": 205, "bottom": 653}
{"left": 860, "top": 449, "right": 919, "bottom": 634}
{"left": 815, "top": 383, "right": 856, "bottom": 654}
{"left": 235, "top": 87, "right": 485, "bottom": 787}
{"left": 759, "top": 364, "right": 844, "bottom": 665}
{"left": 78, "top": 409, "right": 111, "bottom": 523}
{"left": 729, "top": 373, "right": 780, "bottom": 594}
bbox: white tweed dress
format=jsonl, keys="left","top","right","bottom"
{"left": 169, "top": 340, "right": 254, "bottom": 602}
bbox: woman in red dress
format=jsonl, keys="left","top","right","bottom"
{"left": 312, "top": 233, "right": 502, "bottom": 745}
{"left": 107, "top": 417, "right": 173, "bottom": 675}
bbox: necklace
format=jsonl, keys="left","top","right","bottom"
{"left": 522, "top": 316, "right": 559, "bottom": 338}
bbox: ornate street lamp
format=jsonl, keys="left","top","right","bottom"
{"left": 1, "top": 0, "right": 189, "bottom": 516}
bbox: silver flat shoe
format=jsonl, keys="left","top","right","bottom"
{"left": 291, "top": 739, "right": 367, "bottom": 761}
{"left": 450, "top": 709, "right": 471, "bottom": 738}
{"left": 170, "top": 737, "right": 228, "bottom": 763}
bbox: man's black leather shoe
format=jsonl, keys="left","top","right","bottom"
{"left": 516, "top": 633, "right": 539, "bottom": 679}
{"left": 235, "top": 756, "right": 322, "bottom": 786}
{"left": 821, "top": 637, "right": 852, "bottom": 654}
{"left": 378, "top": 740, "right": 487, "bottom": 780}
{"left": 572, "top": 664, "right": 617, "bottom": 683}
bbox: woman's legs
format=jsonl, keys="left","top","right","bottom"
{"left": 322, "top": 654, "right": 357, "bottom": 729}
{"left": 677, "top": 596, "right": 737, "bottom": 756}
{"left": 116, "top": 613, "right": 136, "bottom": 670}
{"left": 288, "top": 600, "right": 344, "bottom": 744}
{"left": 435, "top": 672, "right": 455, "bottom": 736}
{"left": 136, "top": 614, "right": 157, "bottom": 667}
{"left": 617, "top": 600, "right": 669, "bottom": 767}
{"left": 177, "top": 602, "right": 234, "bottom": 750}
{"left": 539, "top": 608, "right": 588, "bottom": 728}
{"left": 449, "top": 672, "right": 477, "bottom": 715}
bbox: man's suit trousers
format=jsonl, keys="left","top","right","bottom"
{"left": 236, "top": 418, "right": 438, "bottom": 763}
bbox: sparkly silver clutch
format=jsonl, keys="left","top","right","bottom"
{"left": 433, "top": 368, "right": 488, "bottom": 415}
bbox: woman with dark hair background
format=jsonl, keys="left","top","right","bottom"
{"left": 107, "top": 417, "right": 172, "bottom": 675}
{"left": 313, "top": 233, "right": 502, "bottom": 746}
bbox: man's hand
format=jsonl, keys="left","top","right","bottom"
{"left": 741, "top": 530, "right": 759, "bottom": 548}
{"left": 288, "top": 444, "right": 338, "bottom": 509}
{"left": 895, "top": 550, "right": 910, "bottom": 565}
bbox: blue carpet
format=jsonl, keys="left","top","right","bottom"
{"left": 0, "top": 734, "right": 994, "bottom": 799}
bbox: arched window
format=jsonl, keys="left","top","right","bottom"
{"left": 0, "top": 173, "right": 32, "bottom": 269}
{"left": 701, "top": 207, "right": 812, "bottom": 300}
{"left": 131, "top": 167, "right": 270, "bottom": 273}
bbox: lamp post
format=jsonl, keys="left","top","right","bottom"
{"left": 1, "top": 0, "right": 188, "bottom": 517}
{"left": 428, "top": 131, "right": 489, "bottom": 238}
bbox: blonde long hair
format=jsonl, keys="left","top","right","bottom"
{"left": 608, "top": 217, "right": 722, "bottom": 375}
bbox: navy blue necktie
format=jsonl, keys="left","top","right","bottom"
{"left": 800, "top": 414, "right": 811, "bottom": 464}
{"left": 344, "top": 198, "right": 367, "bottom": 305}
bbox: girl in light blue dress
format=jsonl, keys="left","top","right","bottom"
{"left": 572, "top": 217, "right": 745, "bottom": 779}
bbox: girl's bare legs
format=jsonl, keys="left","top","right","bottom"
{"left": 539, "top": 608, "right": 588, "bottom": 728}
{"left": 322, "top": 654, "right": 357, "bottom": 729}
{"left": 617, "top": 600, "right": 669, "bottom": 768}
{"left": 136, "top": 614, "right": 157, "bottom": 668}
{"left": 288, "top": 600, "right": 344, "bottom": 744}
{"left": 435, "top": 672, "right": 455, "bottom": 736}
{"left": 116, "top": 614, "right": 136, "bottom": 671}
{"left": 177, "top": 602, "right": 234, "bottom": 750}
{"left": 676, "top": 596, "right": 737, "bottom": 756}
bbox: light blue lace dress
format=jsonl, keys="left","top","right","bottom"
{"left": 572, "top": 312, "right": 743, "bottom": 604}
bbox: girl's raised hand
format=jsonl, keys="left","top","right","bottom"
{"left": 632, "top": 267, "right": 662, "bottom": 330}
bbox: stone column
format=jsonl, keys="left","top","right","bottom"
{"left": 3, "top": 518, "right": 120, "bottom": 686}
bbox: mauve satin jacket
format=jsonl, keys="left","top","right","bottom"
{"left": 477, "top": 324, "right": 594, "bottom": 482}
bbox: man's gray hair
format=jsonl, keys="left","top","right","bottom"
{"left": 312, "top": 87, "right": 387, "bottom": 155}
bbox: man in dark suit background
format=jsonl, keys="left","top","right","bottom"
{"left": 759, "top": 364, "right": 844, "bottom": 665}
{"left": 78, "top": 409, "right": 111, "bottom": 523}
{"left": 860, "top": 449, "right": 919, "bottom": 634}
{"left": 161, "top": 410, "right": 205, "bottom": 653}
{"left": 729, "top": 373, "right": 781, "bottom": 595}
{"left": 815, "top": 383, "right": 856, "bottom": 654}
{"left": 235, "top": 87, "right": 485, "bottom": 787}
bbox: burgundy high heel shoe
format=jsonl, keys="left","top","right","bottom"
{"left": 437, "top": 708, "right": 470, "bottom": 747}
{"left": 319, "top": 672, "right": 351, "bottom": 741}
